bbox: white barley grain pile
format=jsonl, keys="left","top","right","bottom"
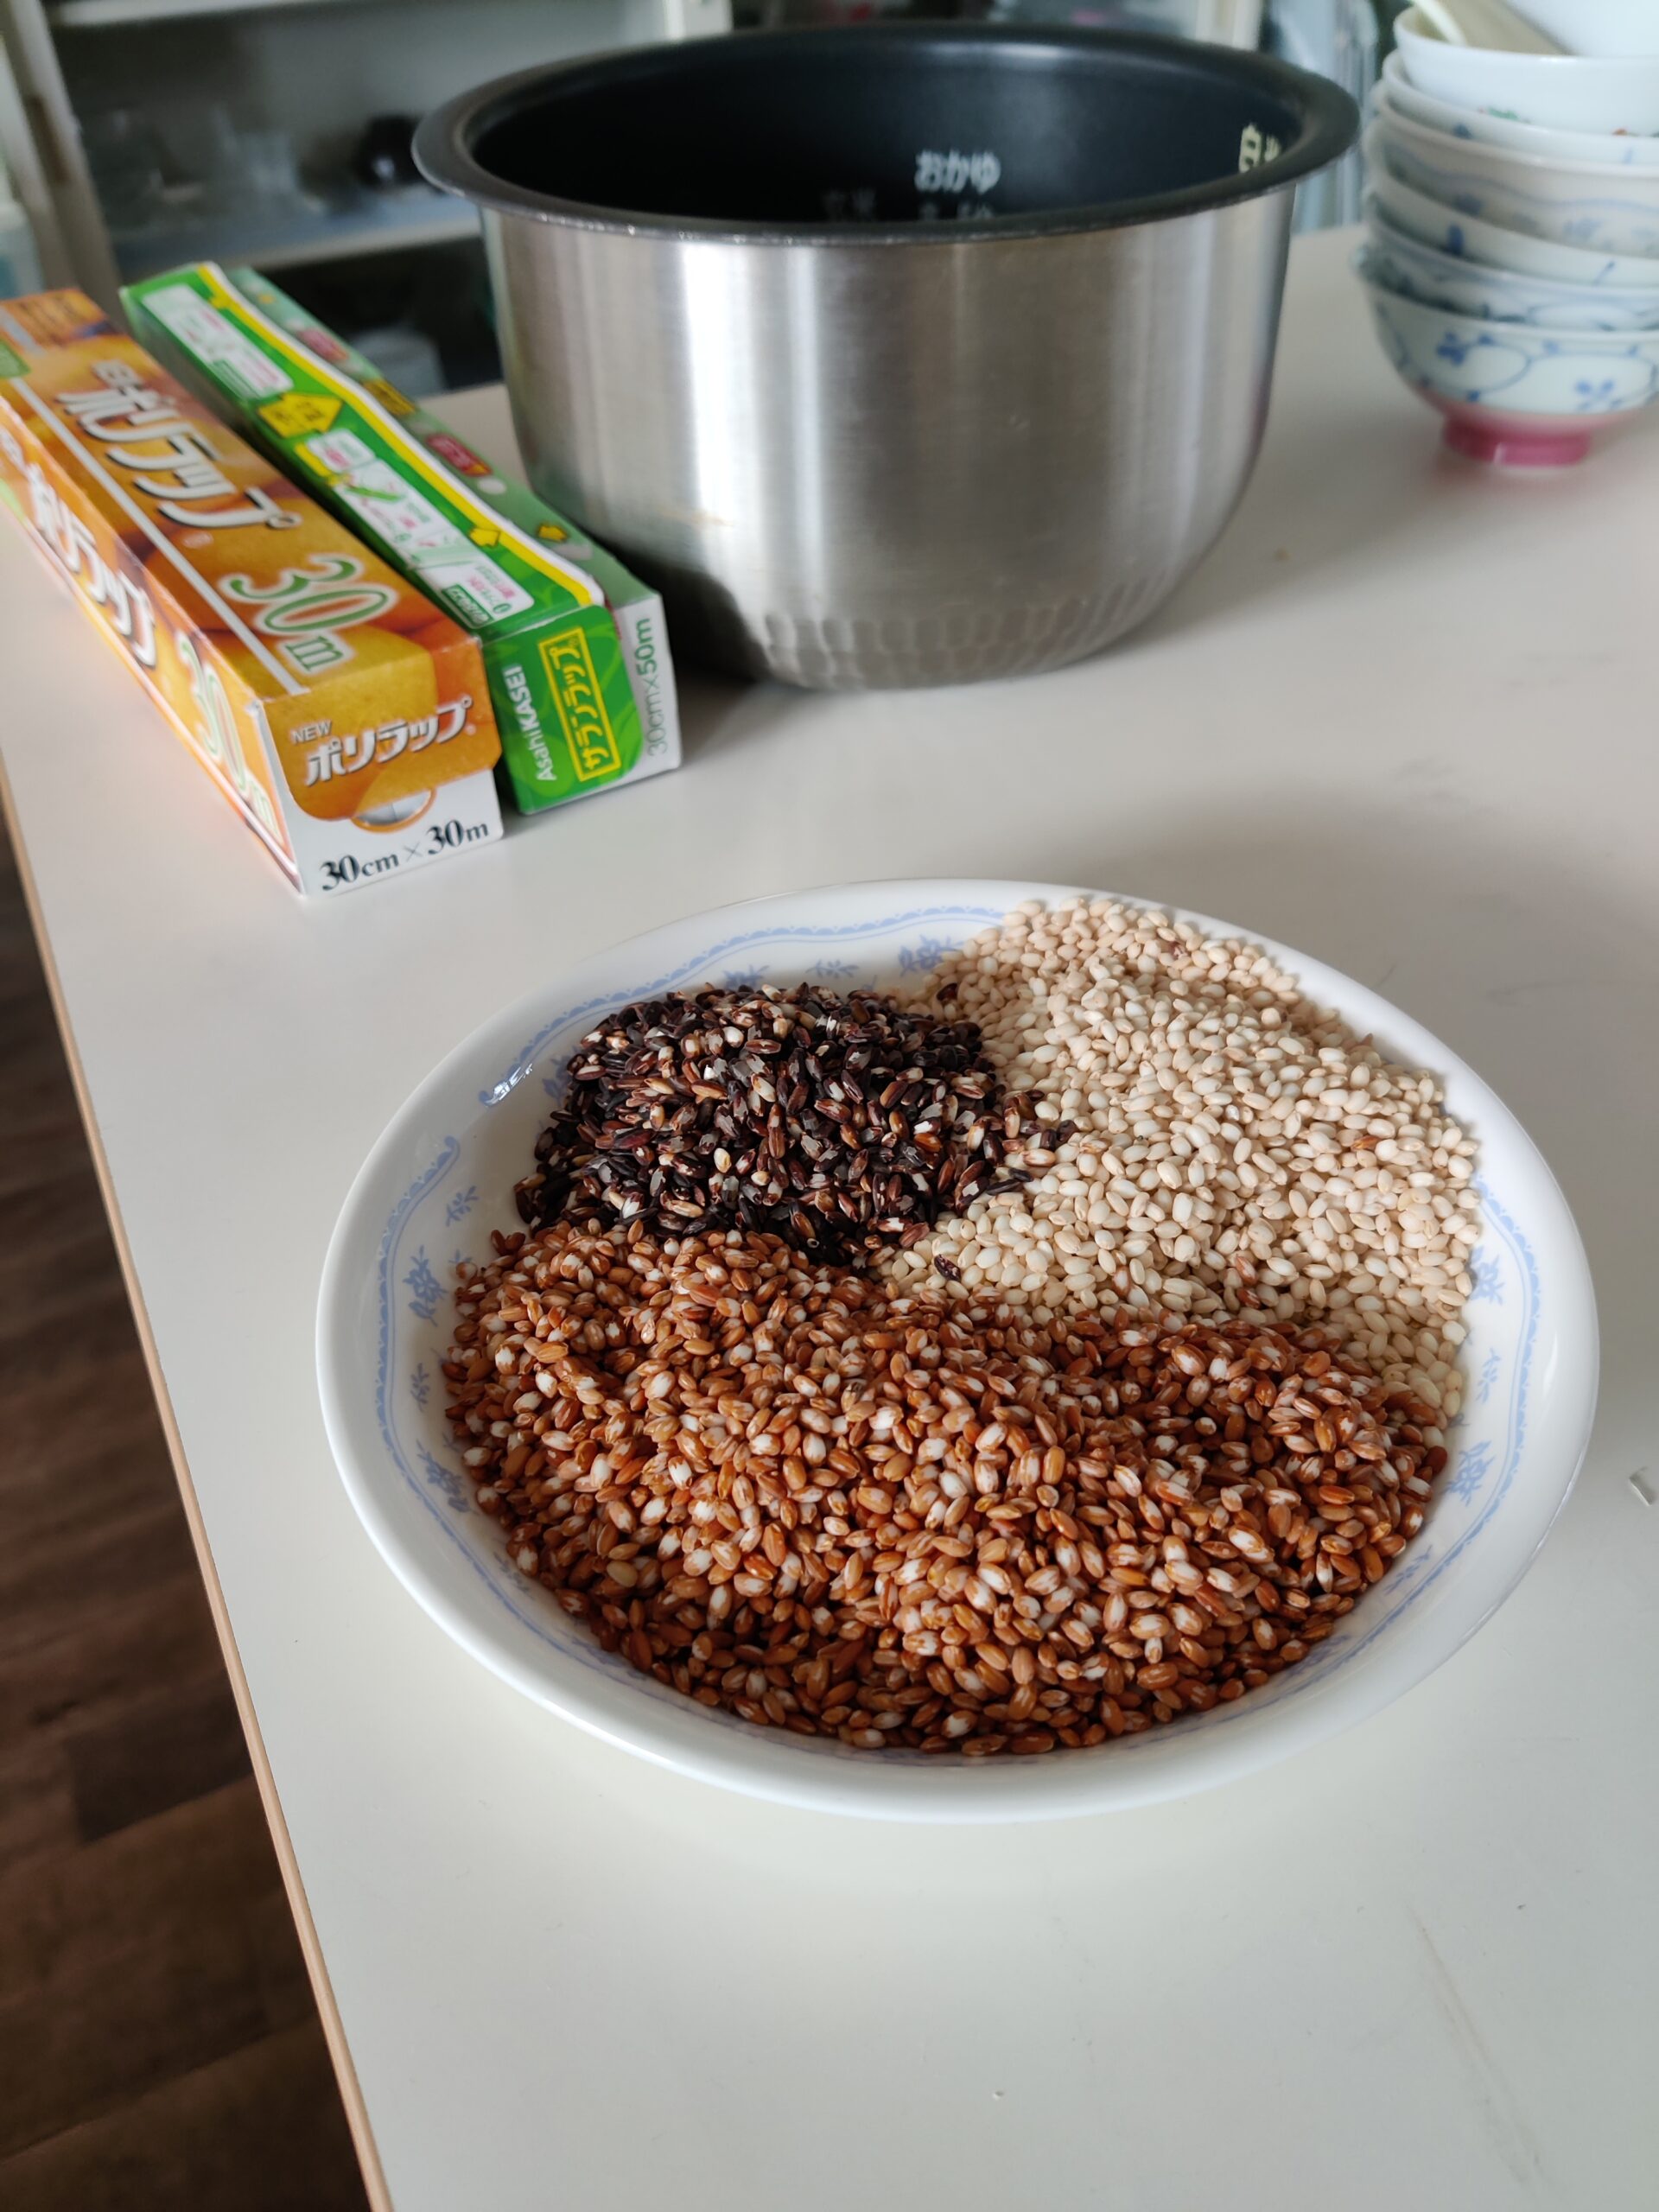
{"left": 885, "top": 899, "right": 1478, "bottom": 1418}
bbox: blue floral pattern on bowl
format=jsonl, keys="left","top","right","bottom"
{"left": 1363, "top": 218, "right": 1659, "bottom": 333}
{"left": 1366, "top": 138, "right": 1659, "bottom": 290}
{"left": 1379, "top": 120, "right": 1659, "bottom": 261}
{"left": 897, "top": 933, "right": 957, "bottom": 976}
{"left": 1359, "top": 268, "right": 1659, "bottom": 421}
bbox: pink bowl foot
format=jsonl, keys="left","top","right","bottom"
{"left": 1442, "top": 414, "right": 1592, "bottom": 467}
{"left": 1427, "top": 395, "right": 1605, "bottom": 468}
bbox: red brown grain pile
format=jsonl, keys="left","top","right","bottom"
{"left": 445, "top": 1221, "right": 1445, "bottom": 1756}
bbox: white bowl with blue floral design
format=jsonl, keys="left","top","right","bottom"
{"left": 1367, "top": 155, "right": 1659, "bottom": 289}
{"left": 1365, "top": 203, "right": 1659, "bottom": 330}
{"left": 1360, "top": 259, "right": 1659, "bottom": 462}
{"left": 1372, "top": 106, "right": 1659, "bottom": 262}
{"left": 1379, "top": 54, "right": 1659, "bottom": 174}
{"left": 315, "top": 881, "right": 1597, "bottom": 1821}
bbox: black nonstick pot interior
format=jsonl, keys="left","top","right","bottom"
{"left": 418, "top": 27, "right": 1358, "bottom": 239}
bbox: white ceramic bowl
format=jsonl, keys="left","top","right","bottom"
{"left": 1510, "top": 0, "right": 1659, "bottom": 57}
{"left": 1380, "top": 53, "right": 1659, "bottom": 170}
{"left": 1367, "top": 135, "right": 1659, "bottom": 283}
{"left": 317, "top": 880, "right": 1597, "bottom": 1821}
{"left": 1359, "top": 258, "right": 1659, "bottom": 412}
{"left": 1365, "top": 200, "right": 1659, "bottom": 325}
{"left": 1373, "top": 103, "right": 1659, "bottom": 258}
{"left": 1360, "top": 257, "right": 1659, "bottom": 460}
{"left": 1395, "top": 6, "right": 1659, "bottom": 135}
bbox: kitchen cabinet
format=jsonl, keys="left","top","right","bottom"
{"left": 0, "top": 0, "right": 731, "bottom": 312}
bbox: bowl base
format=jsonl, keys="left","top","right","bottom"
{"left": 1427, "top": 394, "right": 1614, "bottom": 468}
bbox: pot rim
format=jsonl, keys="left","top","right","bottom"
{"left": 414, "top": 22, "right": 1358, "bottom": 248}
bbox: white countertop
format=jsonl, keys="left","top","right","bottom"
{"left": 3, "top": 226, "right": 1655, "bottom": 2211}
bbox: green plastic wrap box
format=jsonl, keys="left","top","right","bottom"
{"left": 122, "top": 263, "right": 679, "bottom": 816}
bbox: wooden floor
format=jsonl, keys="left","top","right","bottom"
{"left": 0, "top": 818, "right": 370, "bottom": 2210}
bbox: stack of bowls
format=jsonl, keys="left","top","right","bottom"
{"left": 1357, "top": 3, "right": 1659, "bottom": 463}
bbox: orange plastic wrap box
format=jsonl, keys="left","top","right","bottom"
{"left": 0, "top": 289, "right": 502, "bottom": 894}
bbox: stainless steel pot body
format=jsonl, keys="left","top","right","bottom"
{"left": 419, "top": 29, "right": 1357, "bottom": 688}
{"left": 486, "top": 191, "right": 1295, "bottom": 687}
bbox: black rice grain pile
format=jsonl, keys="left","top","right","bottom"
{"left": 515, "top": 983, "right": 1028, "bottom": 1262}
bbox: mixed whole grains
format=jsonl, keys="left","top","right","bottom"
{"left": 445, "top": 899, "right": 1479, "bottom": 1757}
{"left": 887, "top": 898, "right": 1479, "bottom": 1419}
{"left": 515, "top": 982, "right": 1025, "bottom": 1263}
{"left": 444, "top": 1221, "right": 1446, "bottom": 1753}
